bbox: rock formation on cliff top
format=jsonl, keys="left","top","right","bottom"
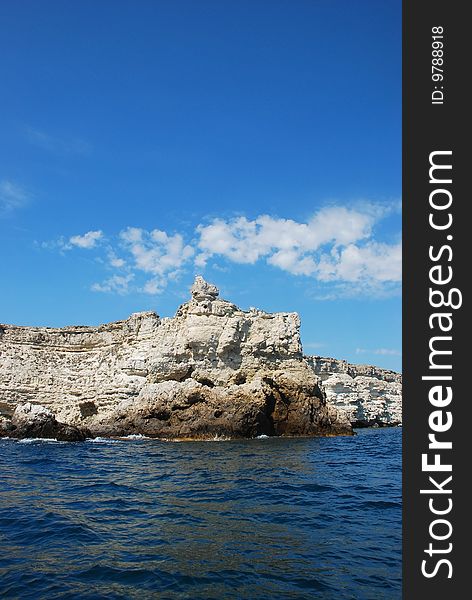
{"left": 0, "top": 276, "right": 354, "bottom": 440}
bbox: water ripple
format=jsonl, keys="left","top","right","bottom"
{"left": 0, "top": 428, "right": 401, "bottom": 599}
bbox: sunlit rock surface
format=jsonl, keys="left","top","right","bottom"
{"left": 306, "top": 356, "right": 402, "bottom": 427}
{"left": 0, "top": 277, "right": 353, "bottom": 439}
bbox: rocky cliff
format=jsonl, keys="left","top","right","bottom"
{"left": 306, "top": 356, "right": 402, "bottom": 427}
{"left": 0, "top": 277, "right": 352, "bottom": 440}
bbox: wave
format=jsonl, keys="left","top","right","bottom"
{"left": 17, "top": 438, "right": 64, "bottom": 444}
{"left": 87, "top": 434, "right": 154, "bottom": 443}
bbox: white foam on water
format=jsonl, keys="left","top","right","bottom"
{"left": 86, "top": 437, "right": 121, "bottom": 444}
{"left": 159, "top": 435, "right": 233, "bottom": 443}
{"left": 255, "top": 434, "right": 270, "bottom": 439}
{"left": 17, "top": 438, "right": 62, "bottom": 444}
{"left": 209, "top": 435, "right": 232, "bottom": 442}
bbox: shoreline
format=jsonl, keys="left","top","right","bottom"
{"left": 1, "top": 425, "right": 402, "bottom": 445}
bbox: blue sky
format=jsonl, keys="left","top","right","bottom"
{"left": 0, "top": 0, "right": 401, "bottom": 371}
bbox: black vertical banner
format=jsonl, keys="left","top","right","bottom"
{"left": 403, "top": 1, "right": 468, "bottom": 598}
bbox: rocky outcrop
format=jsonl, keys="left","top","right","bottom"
{"left": 1, "top": 402, "right": 87, "bottom": 441}
{"left": 306, "top": 356, "right": 402, "bottom": 427}
{"left": 0, "top": 277, "right": 352, "bottom": 440}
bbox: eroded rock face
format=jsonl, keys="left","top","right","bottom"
{"left": 0, "top": 278, "right": 352, "bottom": 439}
{"left": 306, "top": 356, "right": 402, "bottom": 427}
{"left": 4, "top": 402, "right": 87, "bottom": 441}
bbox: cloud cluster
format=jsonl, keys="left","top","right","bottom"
{"left": 69, "top": 230, "right": 103, "bottom": 249}
{"left": 119, "top": 227, "right": 194, "bottom": 294}
{"left": 196, "top": 207, "right": 375, "bottom": 269}
{"left": 56, "top": 203, "right": 401, "bottom": 298}
{"left": 91, "top": 274, "right": 134, "bottom": 295}
{"left": 196, "top": 206, "right": 401, "bottom": 285}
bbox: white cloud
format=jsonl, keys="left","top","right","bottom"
{"left": 91, "top": 274, "right": 134, "bottom": 295}
{"left": 0, "top": 180, "right": 30, "bottom": 213}
{"left": 46, "top": 202, "right": 401, "bottom": 297}
{"left": 107, "top": 249, "right": 126, "bottom": 268}
{"left": 69, "top": 230, "right": 103, "bottom": 249}
{"left": 114, "top": 227, "right": 194, "bottom": 294}
{"left": 142, "top": 278, "right": 164, "bottom": 295}
{"left": 196, "top": 206, "right": 401, "bottom": 289}
{"left": 196, "top": 207, "right": 377, "bottom": 268}
{"left": 110, "top": 256, "right": 125, "bottom": 268}
{"left": 120, "top": 227, "right": 143, "bottom": 243}
{"left": 268, "top": 249, "right": 317, "bottom": 276}
{"left": 317, "top": 242, "right": 402, "bottom": 283}
{"left": 120, "top": 227, "right": 194, "bottom": 276}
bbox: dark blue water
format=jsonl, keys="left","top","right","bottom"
{"left": 0, "top": 428, "right": 401, "bottom": 599}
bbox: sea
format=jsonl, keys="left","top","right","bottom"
{"left": 0, "top": 428, "right": 401, "bottom": 599}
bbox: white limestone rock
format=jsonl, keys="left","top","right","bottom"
{"left": 306, "top": 356, "right": 402, "bottom": 426}
{"left": 12, "top": 401, "right": 54, "bottom": 425}
{"left": 0, "top": 278, "right": 352, "bottom": 439}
